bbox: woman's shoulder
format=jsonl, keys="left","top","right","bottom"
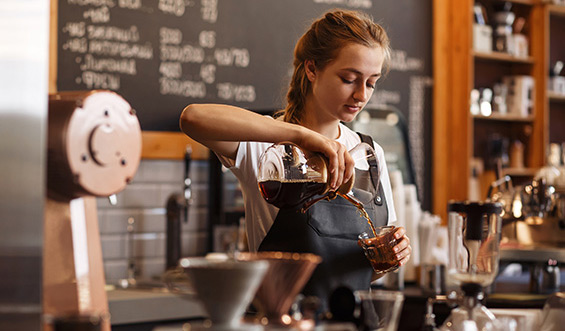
{"left": 340, "top": 125, "right": 386, "bottom": 164}
{"left": 338, "top": 123, "right": 361, "bottom": 145}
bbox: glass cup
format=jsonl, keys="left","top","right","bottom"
{"left": 355, "top": 290, "right": 404, "bottom": 331}
{"left": 358, "top": 226, "right": 400, "bottom": 275}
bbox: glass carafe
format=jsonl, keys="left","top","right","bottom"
{"left": 440, "top": 201, "right": 504, "bottom": 331}
{"left": 257, "top": 142, "right": 379, "bottom": 211}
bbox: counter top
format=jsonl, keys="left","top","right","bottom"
{"left": 500, "top": 246, "right": 565, "bottom": 263}
{"left": 107, "top": 285, "right": 550, "bottom": 327}
{"left": 107, "top": 288, "right": 206, "bottom": 325}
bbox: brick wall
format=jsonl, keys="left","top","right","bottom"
{"left": 96, "top": 159, "right": 210, "bottom": 284}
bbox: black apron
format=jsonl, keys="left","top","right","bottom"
{"left": 258, "top": 133, "right": 389, "bottom": 312}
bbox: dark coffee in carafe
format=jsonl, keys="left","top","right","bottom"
{"left": 258, "top": 179, "right": 327, "bottom": 209}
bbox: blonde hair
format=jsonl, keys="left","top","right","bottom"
{"left": 279, "top": 9, "right": 391, "bottom": 124}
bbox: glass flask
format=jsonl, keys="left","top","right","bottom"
{"left": 257, "top": 142, "right": 379, "bottom": 211}
{"left": 440, "top": 201, "right": 505, "bottom": 331}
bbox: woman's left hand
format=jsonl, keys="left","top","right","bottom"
{"left": 392, "top": 226, "right": 411, "bottom": 266}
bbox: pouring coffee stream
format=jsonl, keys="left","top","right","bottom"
{"left": 257, "top": 142, "right": 379, "bottom": 236}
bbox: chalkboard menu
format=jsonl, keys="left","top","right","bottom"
{"left": 58, "top": 0, "right": 432, "bottom": 206}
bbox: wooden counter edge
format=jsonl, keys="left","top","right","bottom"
{"left": 142, "top": 131, "right": 209, "bottom": 160}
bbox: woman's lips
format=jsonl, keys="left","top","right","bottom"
{"left": 345, "top": 105, "right": 361, "bottom": 113}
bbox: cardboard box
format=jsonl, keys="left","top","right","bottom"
{"left": 473, "top": 24, "right": 492, "bottom": 53}
{"left": 512, "top": 34, "right": 529, "bottom": 58}
{"left": 503, "top": 75, "right": 534, "bottom": 117}
{"left": 549, "top": 76, "right": 565, "bottom": 95}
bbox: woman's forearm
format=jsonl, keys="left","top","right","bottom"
{"left": 180, "top": 104, "right": 306, "bottom": 146}
{"left": 180, "top": 104, "right": 350, "bottom": 188}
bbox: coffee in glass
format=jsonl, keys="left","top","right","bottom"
{"left": 358, "top": 226, "right": 400, "bottom": 274}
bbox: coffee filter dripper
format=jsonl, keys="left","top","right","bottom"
{"left": 177, "top": 257, "right": 269, "bottom": 331}
{"left": 237, "top": 252, "right": 322, "bottom": 327}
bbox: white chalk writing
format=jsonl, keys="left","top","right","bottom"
{"left": 80, "top": 54, "right": 137, "bottom": 75}
{"left": 201, "top": 0, "right": 218, "bottom": 23}
{"left": 81, "top": 71, "right": 120, "bottom": 89}
{"left": 214, "top": 48, "right": 249, "bottom": 67}
{"left": 87, "top": 25, "right": 139, "bottom": 42}
{"left": 159, "top": 62, "right": 182, "bottom": 78}
{"left": 313, "top": 0, "right": 372, "bottom": 9}
{"left": 62, "top": 0, "right": 258, "bottom": 106}
{"left": 118, "top": 0, "right": 141, "bottom": 9}
{"left": 200, "top": 64, "right": 216, "bottom": 84}
{"left": 68, "top": 0, "right": 116, "bottom": 7}
{"left": 199, "top": 30, "right": 216, "bottom": 48}
{"left": 63, "top": 22, "right": 86, "bottom": 37}
{"left": 160, "top": 27, "right": 182, "bottom": 45}
{"left": 389, "top": 50, "right": 424, "bottom": 72}
{"left": 63, "top": 38, "right": 88, "bottom": 53}
{"left": 158, "top": 0, "right": 186, "bottom": 17}
{"left": 160, "top": 44, "right": 204, "bottom": 63}
{"left": 83, "top": 6, "right": 110, "bottom": 23}
{"left": 160, "top": 78, "right": 207, "bottom": 97}
{"left": 89, "top": 40, "right": 153, "bottom": 59}
{"left": 217, "top": 83, "right": 256, "bottom": 102}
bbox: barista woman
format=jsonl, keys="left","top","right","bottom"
{"left": 180, "top": 9, "right": 411, "bottom": 311}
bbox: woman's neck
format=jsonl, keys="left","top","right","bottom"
{"left": 302, "top": 102, "right": 340, "bottom": 139}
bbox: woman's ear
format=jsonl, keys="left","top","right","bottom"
{"left": 304, "top": 60, "right": 316, "bottom": 82}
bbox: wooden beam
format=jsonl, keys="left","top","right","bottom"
{"left": 49, "top": 0, "right": 57, "bottom": 94}
{"left": 433, "top": 0, "right": 473, "bottom": 222}
{"left": 433, "top": 0, "right": 450, "bottom": 220}
{"left": 141, "top": 131, "right": 209, "bottom": 160}
{"left": 530, "top": 4, "right": 549, "bottom": 168}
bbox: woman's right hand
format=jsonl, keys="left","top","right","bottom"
{"left": 297, "top": 130, "right": 354, "bottom": 191}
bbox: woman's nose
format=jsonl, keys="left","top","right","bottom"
{"left": 353, "top": 85, "right": 369, "bottom": 102}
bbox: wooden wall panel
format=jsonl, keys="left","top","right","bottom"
{"left": 433, "top": 0, "right": 473, "bottom": 221}
{"left": 141, "top": 131, "right": 209, "bottom": 160}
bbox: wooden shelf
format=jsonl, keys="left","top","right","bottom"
{"left": 548, "top": 91, "right": 565, "bottom": 102}
{"left": 501, "top": 0, "right": 535, "bottom": 5}
{"left": 141, "top": 131, "right": 209, "bottom": 160}
{"left": 549, "top": 4, "right": 565, "bottom": 17}
{"left": 473, "top": 113, "right": 535, "bottom": 122}
{"left": 474, "top": 51, "right": 534, "bottom": 64}
{"left": 489, "top": 0, "right": 535, "bottom": 5}
{"left": 502, "top": 167, "right": 537, "bottom": 177}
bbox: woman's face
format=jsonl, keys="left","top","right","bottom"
{"left": 306, "top": 43, "right": 385, "bottom": 124}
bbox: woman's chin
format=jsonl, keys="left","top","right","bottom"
{"left": 340, "top": 113, "right": 360, "bottom": 123}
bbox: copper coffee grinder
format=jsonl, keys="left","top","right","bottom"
{"left": 44, "top": 90, "right": 142, "bottom": 330}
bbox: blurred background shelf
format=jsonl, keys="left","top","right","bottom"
{"left": 502, "top": 167, "right": 537, "bottom": 177}
{"left": 549, "top": 4, "right": 565, "bottom": 17}
{"left": 473, "top": 114, "right": 535, "bottom": 122}
{"left": 474, "top": 51, "right": 534, "bottom": 64}
{"left": 434, "top": 0, "right": 565, "bottom": 219}
{"left": 548, "top": 91, "right": 565, "bottom": 102}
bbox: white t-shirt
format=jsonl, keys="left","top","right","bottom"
{"left": 218, "top": 120, "right": 397, "bottom": 252}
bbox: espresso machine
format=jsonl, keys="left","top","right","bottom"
{"left": 491, "top": 176, "right": 565, "bottom": 247}
{"left": 44, "top": 90, "right": 142, "bottom": 330}
{"left": 489, "top": 173, "right": 564, "bottom": 293}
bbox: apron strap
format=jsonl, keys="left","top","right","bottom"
{"left": 356, "top": 132, "right": 383, "bottom": 206}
